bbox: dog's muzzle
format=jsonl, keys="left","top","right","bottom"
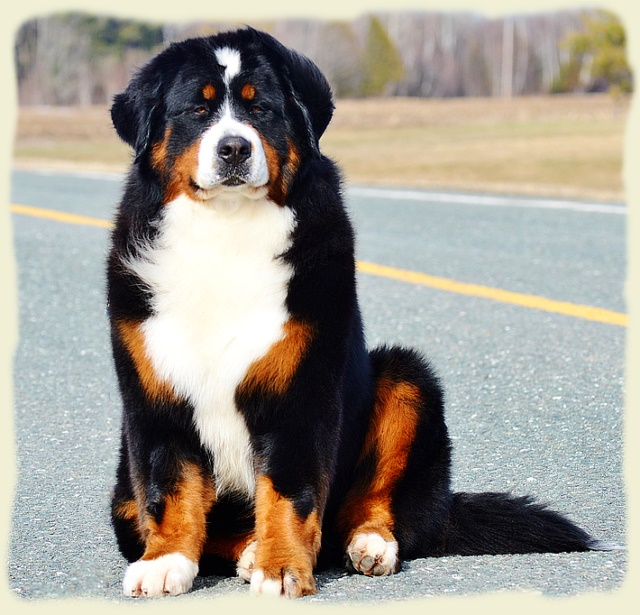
{"left": 217, "top": 136, "right": 252, "bottom": 185}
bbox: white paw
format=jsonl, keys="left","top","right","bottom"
{"left": 346, "top": 532, "right": 399, "bottom": 576}
{"left": 122, "top": 553, "right": 198, "bottom": 597}
{"left": 249, "top": 568, "right": 312, "bottom": 598}
{"left": 237, "top": 540, "right": 258, "bottom": 583}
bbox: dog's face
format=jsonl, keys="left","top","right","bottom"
{"left": 111, "top": 28, "right": 334, "bottom": 204}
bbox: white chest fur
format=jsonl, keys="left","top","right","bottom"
{"left": 125, "top": 193, "right": 296, "bottom": 498}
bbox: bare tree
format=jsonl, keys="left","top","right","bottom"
{"left": 14, "top": 10, "right": 605, "bottom": 105}
{"left": 315, "top": 22, "right": 363, "bottom": 98}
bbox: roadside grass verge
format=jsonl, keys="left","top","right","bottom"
{"left": 13, "top": 94, "right": 629, "bottom": 201}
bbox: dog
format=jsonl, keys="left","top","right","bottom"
{"left": 107, "top": 27, "right": 604, "bottom": 599}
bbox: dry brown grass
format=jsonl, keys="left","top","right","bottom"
{"left": 13, "top": 94, "right": 629, "bottom": 201}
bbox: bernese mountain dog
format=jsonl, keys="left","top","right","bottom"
{"left": 107, "top": 27, "right": 603, "bottom": 599}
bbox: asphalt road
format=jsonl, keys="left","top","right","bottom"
{"left": 7, "top": 169, "right": 627, "bottom": 605}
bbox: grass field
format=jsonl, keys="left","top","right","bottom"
{"left": 13, "top": 94, "right": 629, "bottom": 201}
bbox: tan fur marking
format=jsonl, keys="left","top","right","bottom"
{"left": 241, "top": 84, "right": 256, "bottom": 100}
{"left": 253, "top": 476, "right": 320, "bottom": 596}
{"left": 264, "top": 138, "right": 301, "bottom": 205}
{"left": 113, "top": 498, "right": 139, "bottom": 522}
{"left": 165, "top": 139, "right": 201, "bottom": 203}
{"left": 149, "top": 126, "right": 203, "bottom": 203}
{"left": 141, "top": 462, "right": 216, "bottom": 562}
{"left": 151, "top": 127, "right": 172, "bottom": 174}
{"left": 261, "top": 138, "right": 282, "bottom": 202}
{"left": 338, "top": 378, "right": 422, "bottom": 544}
{"left": 117, "top": 319, "right": 179, "bottom": 403}
{"left": 202, "top": 84, "right": 216, "bottom": 100}
{"left": 280, "top": 138, "right": 301, "bottom": 201}
{"left": 363, "top": 380, "right": 422, "bottom": 487}
{"left": 285, "top": 139, "right": 301, "bottom": 177}
{"left": 240, "top": 319, "right": 314, "bottom": 397}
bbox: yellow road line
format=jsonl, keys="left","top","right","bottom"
{"left": 10, "top": 203, "right": 113, "bottom": 229}
{"left": 358, "top": 261, "right": 627, "bottom": 327}
{"left": 10, "top": 203, "right": 627, "bottom": 327}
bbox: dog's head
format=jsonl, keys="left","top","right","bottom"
{"left": 111, "top": 28, "right": 334, "bottom": 204}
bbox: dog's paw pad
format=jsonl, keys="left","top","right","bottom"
{"left": 346, "top": 532, "right": 399, "bottom": 576}
{"left": 237, "top": 540, "right": 258, "bottom": 583}
{"left": 122, "top": 553, "right": 198, "bottom": 597}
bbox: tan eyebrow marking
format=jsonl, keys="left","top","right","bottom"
{"left": 241, "top": 84, "right": 256, "bottom": 100}
{"left": 202, "top": 84, "right": 216, "bottom": 100}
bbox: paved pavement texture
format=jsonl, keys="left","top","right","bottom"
{"left": 7, "top": 170, "right": 627, "bottom": 605}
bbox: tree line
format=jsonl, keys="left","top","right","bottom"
{"left": 13, "top": 9, "right": 632, "bottom": 106}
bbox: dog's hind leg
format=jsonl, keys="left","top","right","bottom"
{"left": 337, "top": 346, "right": 452, "bottom": 575}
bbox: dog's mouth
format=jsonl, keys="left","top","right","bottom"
{"left": 190, "top": 174, "right": 247, "bottom": 193}
{"left": 190, "top": 175, "right": 268, "bottom": 202}
{"left": 221, "top": 175, "right": 246, "bottom": 187}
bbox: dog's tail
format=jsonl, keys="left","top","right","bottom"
{"left": 441, "top": 491, "right": 614, "bottom": 556}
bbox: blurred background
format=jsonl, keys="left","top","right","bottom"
{"left": 12, "top": 8, "right": 632, "bottom": 200}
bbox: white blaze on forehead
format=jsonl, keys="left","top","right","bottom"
{"left": 215, "top": 47, "right": 242, "bottom": 84}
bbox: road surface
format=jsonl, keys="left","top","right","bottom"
{"left": 7, "top": 169, "right": 626, "bottom": 604}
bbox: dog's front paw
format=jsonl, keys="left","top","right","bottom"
{"left": 346, "top": 532, "right": 399, "bottom": 576}
{"left": 249, "top": 566, "right": 316, "bottom": 598}
{"left": 123, "top": 553, "right": 198, "bottom": 597}
{"left": 237, "top": 540, "right": 258, "bottom": 582}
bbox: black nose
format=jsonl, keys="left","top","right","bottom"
{"left": 217, "top": 136, "right": 251, "bottom": 166}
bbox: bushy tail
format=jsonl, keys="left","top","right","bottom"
{"left": 443, "top": 492, "right": 608, "bottom": 556}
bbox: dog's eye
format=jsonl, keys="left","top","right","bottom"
{"left": 194, "top": 106, "right": 208, "bottom": 115}
{"left": 250, "top": 105, "right": 263, "bottom": 114}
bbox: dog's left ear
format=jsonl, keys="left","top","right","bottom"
{"left": 111, "top": 66, "right": 164, "bottom": 163}
{"left": 251, "top": 28, "right": 334, "bottom": 156}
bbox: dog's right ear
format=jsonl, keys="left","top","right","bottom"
{"left": 111, "top": 69, "right": 164, "bottom": 163}
{"left": 249, "top": 28, "right": 334, "bottom": 158}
